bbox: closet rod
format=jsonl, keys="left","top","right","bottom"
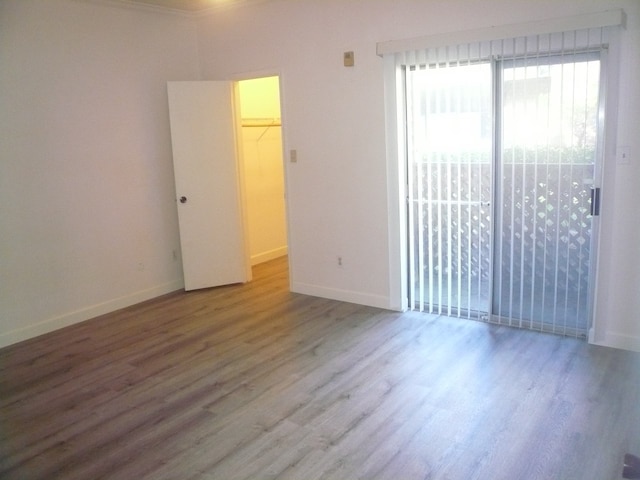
{"left": 241, "top": 118, "right": 281, "bottom": 128}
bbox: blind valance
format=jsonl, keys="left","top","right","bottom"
{"left": 377, "top": 9, "right": 625, "bottom": 64}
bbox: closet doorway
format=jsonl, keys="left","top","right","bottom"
{"left": 237, "top": 76, "right": 288, "bottom": 266}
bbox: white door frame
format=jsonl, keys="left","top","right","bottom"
{"left": 383, "top": 52, "right": 612, "bottom": 338}
{"left": 228, "top": 70, "right": 294, "bottom": 289}
{"left": 383, "top": 56, "right": 410, "bottom": 312}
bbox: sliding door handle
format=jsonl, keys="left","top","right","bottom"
{"left": 590, "top": 187, "right": 600, "bottom": 216}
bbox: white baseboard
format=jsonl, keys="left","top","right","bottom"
{"left": 0, "top": 279, "right": 184, "bottom": 349}
{"left": 589, "top": 328, "right": 640, "bottom": 352}
{"left": 291, "top": 281, "right": 391, "bottom": 310}
{"left": 251, "top": 246, "right": 287, "bottom": 266}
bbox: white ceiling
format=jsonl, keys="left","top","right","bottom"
{"left": 116, "top": 0, "right": 269, "bottom": 13}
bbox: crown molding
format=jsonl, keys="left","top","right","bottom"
{"left": 75, "top": 0, "right": 273, "bottom": 18}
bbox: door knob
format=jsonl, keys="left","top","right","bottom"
{"left": 179, "top": 196, "right": 187, "bottom": 204}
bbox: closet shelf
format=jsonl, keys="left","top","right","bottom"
{"left": 241, "top": 117, "right": 281, "bottom": 127}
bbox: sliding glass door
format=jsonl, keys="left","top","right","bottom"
{"left": 406, "top": 50, "right": 603, "bottom": 337}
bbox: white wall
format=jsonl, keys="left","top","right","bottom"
{"left": 0, "top": 0, "right": 199, "bottom": 347}
{"left": 593, "top": 2, "right": 640, "bottom": 351}
{"left": 197, "top": 0, "right": 640, "bottom": 350}
{"left": 1, "top": 0, "right": 638, "bottom": 352}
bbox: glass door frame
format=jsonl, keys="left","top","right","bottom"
{"left": 402, "top": 49, "right": 606, "bottom": 338}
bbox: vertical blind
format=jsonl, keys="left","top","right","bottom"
{"left": 391, "top": 17, "right": 620, "bottom": 337}
{"left": 405, "top": 58, "right": 492, "bottom": 319}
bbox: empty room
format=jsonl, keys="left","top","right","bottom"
{"left": 1, "top": 0, "right": 639, "bottom": 479}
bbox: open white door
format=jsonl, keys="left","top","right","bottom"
{"left": 167, "top": 81, "right": 251, "bottom": 291}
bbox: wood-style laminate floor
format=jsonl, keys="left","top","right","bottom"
{"left": 1, "top": 256, "right": 639, "bottom": 480}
